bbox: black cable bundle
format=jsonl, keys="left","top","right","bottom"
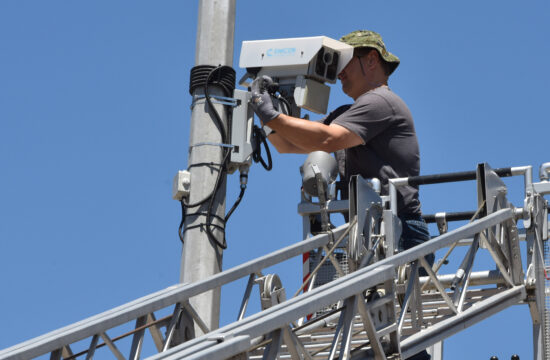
{"left": 252, "top": 125, "right": 272, "bottom": 171}
{"left": 179, "top": 65, "right": 237, "bottom": 249}
{"left": 179, "top": 65, "right": 276, "bottom": 250}
{"left": 190, "top": 65, "right": 236, "bottom": 143}
{"left": 189, "top": 65, "right": 236, "bottom": 97}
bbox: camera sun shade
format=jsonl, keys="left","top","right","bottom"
{"left": 239, "top": 36, "right": 353, "bottom": 114}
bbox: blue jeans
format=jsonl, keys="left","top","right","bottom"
{"left": 399, "top": 215, "right": 435, "bottom": 275}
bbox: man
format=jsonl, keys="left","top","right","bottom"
{"left": 251, "top": 30, "right": 431, "bottom": 360}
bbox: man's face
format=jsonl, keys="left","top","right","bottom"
{"left": 338, "top": 54, "right": 368, "bottom": 100}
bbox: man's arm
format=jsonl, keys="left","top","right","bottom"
{"left": 249, "top": 76, "right": 363, "bottom": 154}
{"left": 266, "top": 113, "right": 363, "bottom": 153}
{"left": 265, "top": 131, "right": 309, "bottom": 154}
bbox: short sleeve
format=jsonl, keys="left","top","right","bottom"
{"left": 320, "top": 104, "right": 352, "bottom": 125}
{"left": 331, "top": 93, "right": 394, "bottom": 144}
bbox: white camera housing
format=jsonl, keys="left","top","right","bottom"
{"left": 239, "top": 36, "right": 353, "bottom": 114}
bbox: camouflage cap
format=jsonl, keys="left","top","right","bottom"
{"left": 339, "top": 30, "right": 400, "bottom": 74}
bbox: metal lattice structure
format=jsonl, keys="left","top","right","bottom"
{"left": 1, "top": 162, "right": 549, "bottom": 360}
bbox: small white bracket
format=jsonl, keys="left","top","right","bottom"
{"left": 172, "top": 170, "right": 191, "bottom": 200}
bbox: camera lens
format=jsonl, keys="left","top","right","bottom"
{"left": 315, "top": 47, "right": 325, "bottom": 77}
{"left": 323, "top": 52, "right": 333, "bottom": 64}
{"left": 326, "top": 52, "right": 339, "bottom": 81}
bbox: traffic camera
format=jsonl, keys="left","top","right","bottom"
{"left": 229, "top": 36, "right": 353, "bottom": 171}
{"left": 238, "top": 36, "right": 353, "bottom": 115}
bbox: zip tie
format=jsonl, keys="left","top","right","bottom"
{"left": 191, "top": 94, "right": 240, "bottom": 109}
{"left": 190, "top": 142, "right": 235, "bottom": 149}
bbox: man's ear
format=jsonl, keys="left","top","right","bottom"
{"left": 366, "top": 51, "right": 377, "bottom": 67}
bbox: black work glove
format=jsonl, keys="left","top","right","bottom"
{"left": 250, "top": 75, "right": 281, "bottom": 125}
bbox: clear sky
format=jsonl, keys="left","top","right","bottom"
{"left": 1, "top": 1, "right": 549, "bottom": 359}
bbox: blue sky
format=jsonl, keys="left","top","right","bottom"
{"left": 1, "top": 1, "right": 549, "bottom": 359}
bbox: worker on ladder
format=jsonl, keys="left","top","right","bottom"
{"left": 250, "top": 29, "right": 434, "bottom": 360}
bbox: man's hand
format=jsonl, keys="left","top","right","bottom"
{"left": 250, "top": 76, "right": 280, "bottom": 125}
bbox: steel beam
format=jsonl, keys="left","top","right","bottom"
{"left": 149, "top": 265, "right": 395, "bottom": 360}
{"left": 1, "top": 209, "right": 514, "bottom": 360}
{"left": 129, "top": 316, "right": 147, "bottom": 360}
{"left": 400, "top": 286, "right": 526, "bottom": 358}
{"left": 151, "top": 208, "right": 514, "bottom": 359}
{"left": 0, "top": 225, "right": 342, "bottom": 360}
{"left": 167, "top": 335, "right": 251, "bottom": 360}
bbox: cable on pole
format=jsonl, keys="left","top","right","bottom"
{"left": 179, "top": 65, "right": 237, "bottom": 249}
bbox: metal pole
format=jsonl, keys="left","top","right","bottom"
{"left": 180, "top": 0, "right": 236, "bottom": 337}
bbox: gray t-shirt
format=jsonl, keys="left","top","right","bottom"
{"left": 322, "top": 86, "right": 421, "bottom": 215}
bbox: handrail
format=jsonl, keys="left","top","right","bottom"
{"left": 389, "top": 164, "right": 532, "bottom": 216}
{"left": 150, "top": 208, "right": 515, "bottom": 360}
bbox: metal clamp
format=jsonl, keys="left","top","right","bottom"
{"left": 191, "top": 94, "right": 240, "bottom": 110}
{"left": 540, "top": 162, "right": 550, "bottom": 181}
{"left": 435, "top": 212, "right": 448, "bottom": 234}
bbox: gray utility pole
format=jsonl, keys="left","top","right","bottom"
{"left": 180, "top": 0, "right": 236, "bottom": 338}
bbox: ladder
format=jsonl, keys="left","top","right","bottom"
{"left": 1, "top": 163, "right": 548, "bottom": 360}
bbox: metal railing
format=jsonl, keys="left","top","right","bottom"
{"left": 2, "top": 163, "right": 549, "bottom": 360}
{"left": 150, "top": 208, "right": 518, "bottom": 359}
{"left": 0, "top": 226, "right": 348, "bottom": 360}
